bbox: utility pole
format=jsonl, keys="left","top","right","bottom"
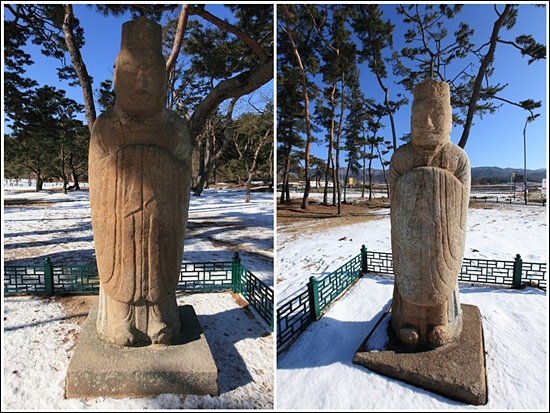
{"left": 523, "top": 116, "right": 530, "bottom": 205}
{"left": 523, "top": 114, "right": 540, "bottom": 205}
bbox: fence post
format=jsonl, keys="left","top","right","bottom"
{"left": 361, "top": 245, "right": 368, "bottom": 274}
{"left": 307, "top": 276, "right": 321, "bottom": 321}
{"left": 512, "top": 254, "right": 523, "bottom": 289}
{"left": 232, "top": 252, "right": 241, "bottom": 293}
{"left": 44, "top": 257, "right": 54, "bottom": 296}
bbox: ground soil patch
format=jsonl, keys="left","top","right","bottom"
{"left": 277, "top": 197, "right": 390, "bottom": 234}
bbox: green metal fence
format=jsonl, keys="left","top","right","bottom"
{"left": 4, "top": 252, "right": 273, "bottom": 329}
{"left": 276, "top": 245, "right": 547, "bottom": 353}
{"left": 178, "top": 261, "right": 233, "bottom": 291}
{"left": 3, "top": 258, "right": 101, "bottom": 296}
{"left": 308, "top": 250, "right": 364, "bottom": 321}
{"left": 232, "top": 253, "right": 274, "bottom": 329}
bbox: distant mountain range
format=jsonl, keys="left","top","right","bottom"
{"left": 470, "top": 167, "right": 546, "bottom": 183}
{"left": 344, "top": 166, "right": 547, "bottom": 184}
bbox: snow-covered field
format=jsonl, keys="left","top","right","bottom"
{"left": 277, "top": 190, "right": 547, "bottom": 303}
{"left": 2, "top": 185, "right": 274, "bottom": 410}
{"left": 276, "top": 190, "right": 548, "bottom": 410}
{"left": 2, "top": 183, "right": 548, "bottom": 410}
{"left": 3, "top": 185, "right": 274, "bottom": 286}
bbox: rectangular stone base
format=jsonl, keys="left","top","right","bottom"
{"left": 66, "top": 305, "right": 218, "bottom": 398}
{"left": 353, "top": 304, "right": 487, "bottom": 406}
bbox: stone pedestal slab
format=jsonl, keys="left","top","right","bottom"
{"left": 66, "top": 304, "right": 218, "bottom": 399}
{"left": 353, "top": 304, "right": 487, "bottom": 406}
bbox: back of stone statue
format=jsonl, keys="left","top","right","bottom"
{"left": 88, "top": 16, "right": 193, "bottom": 347}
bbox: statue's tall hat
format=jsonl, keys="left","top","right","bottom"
{"left": 120, "top": 17, "right": 163, "bottom": 53}
{"left": 413, "top": 78, "right": 450, "bottom": 102}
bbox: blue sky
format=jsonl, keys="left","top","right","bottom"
{"left": 2, "top": 3, "right": 274, "bottom": 131}
{"left": 2, "top": 3, "right": 548, "bottom": 172}
{"left": 302, "top": 3, "right": 548, "bottom": 171}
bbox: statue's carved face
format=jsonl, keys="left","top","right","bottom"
{"left": 410, "top": 99, "right": 452, "bottom": 149}
{"left": 114, "top": 50, "right": 166, "bottom": 116}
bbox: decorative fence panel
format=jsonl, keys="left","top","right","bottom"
{"left": 521, "top": 261, "right": 547, "bottom": 288}
{"left": 277, "top": 245, "right": 547, "bottom": 354}
{"left": 4, "top": 253, "right": 273, "bottom": 329}
{"left": 236, "top": 264, "right": 274, "bottom": 329}
{"left": 459, "top": 258, "right": 516, "bottom": 286}
{"left": 178, "top": 261, "right": 233, "bottom": 291}
{"left": 276, "top": 289, "right": 312, "bottom": 350}
{"left": 364, "top": 250, "right": 393, "bottom": 275}
{"left": 277, "top": 248, "right": 368, "bottom": 351}
{"left": 311, "top": 253, "right": 363, "bottom": 318}
{"left": 4, "top": 264, "right": 47, "bottom": 295}
{"left": 51, "top": 263, "right": 100, "bottom": 294}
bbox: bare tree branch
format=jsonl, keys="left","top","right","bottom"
{"left": 457, "top": 4, "right": 512, "bottom": 148}
{"left": 188, "top": 57, "right": 273, "bottom": 140}
{"left": 192, "top": 6, "right": 268, "bottom": 63}
{"left": 165, "top": 4, "right": 191, "bottom": 79}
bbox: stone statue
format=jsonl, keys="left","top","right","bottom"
{"left": 389, "top": 78, "right": 471, "bottom": 349}
{"left": 88, "top": 17, "right": 193, "bottom": 346}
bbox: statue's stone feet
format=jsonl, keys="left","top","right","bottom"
{"left": 399, "top": 325, "right": 419, "bottom": 346}
{"left": 100, "top": 320, "right": 136, "bottom": 347}
{"left": 428, "top": 325, "right": 449, "bottom": 347}
{"left": 149, "top": 320, "right": 173, "bottom": 345}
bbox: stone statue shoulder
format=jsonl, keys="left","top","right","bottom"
{"left": 89, "top": 108, "right": 192, "bottom": 162}
{"left": 161, "top": 109, "right": 193, "bottom": 162}
{"left": 389, "top": 143, "right": 414, "bottom": 184}
{"left": 390, "top": 141, "right": 470, "bottom": 186}
{"left": 89, "top": 109, "right": 120, "bottom": 159}
{"left": 442, "top": 142, "right": 471, "bottom": 188}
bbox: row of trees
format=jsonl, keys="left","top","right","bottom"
{"left": 4, "top": 4, "right": 274, "bottom": 201}
{"left": 277, "top": 4, "right": 545, "bottom": 212}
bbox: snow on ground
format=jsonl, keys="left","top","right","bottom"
{"left": 276, "top": 276, "right": 547, "bottom": 410}
{"left": 3, "top": 183, "right": 548, "bottom": 410}
{"left": 276, "top": 190, "right": 548, "bottom": 410}
{"left": 3, "top": 292, "right": 273, "bottom": 410}
{"left": 277, "top": 190, "right": 547, "bottom": 303}
{"left": 2, "top": 184, "right": 274, "bottom": 410}
{"left": 3, "top": 184, "right": 273, "bottom": 286}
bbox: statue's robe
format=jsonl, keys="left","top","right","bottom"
{"left": 89, "top": 109, "right": 192, "bottom": 305}
{"left": 391, "top": 166, "right": 468, "bottom": 305}
{"left": 389, "top": 141, "right": 471, "bottom": 345}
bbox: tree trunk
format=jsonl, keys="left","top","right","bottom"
{"left": 267, "top": 144, "right": 274, "bottom": 189}
{"left": 280, "top": 143, "right": 292, "bottom": 204}
{"left": 67, "top": 153, "right": 81, "bottom": 190}
{"left": 62, "top": 5, "right": 97, "bottom": 131}
{"left": 376, "top": 145, "right": 390, "bottom": 197}
{"left": 194, "top": 97, "right": 238, "bottom": 196}
{"left": 368, "top": 145, "right": 375, "bottom": 201}
{"left": 165, "top": 5, "right": 191, "bottom": 78}
{"left": 458, "top": 4, "right": 511, "bottom": 149}
{"left": 343, "top": 162, "right": 350, "bottom": 203}
{"left": 35, "top": 171, "right": 43, "bottom": 192}
{"left": 72, "top": 173, "right": 80, "bottom": 190}
{"left": 60, "top": 144, "right": 68, "bottom": 194}
{"left": 335, "top": 75, "right": 346, "bottom": 215}
{"left": 328, "top": 80, "right": 339, "bottom": 208}
{"left": 245, "top": 172, "right": 253, "bottom": 203}
{"left": 361, "top": 143, "right": 366, "bottom": 198}
{"left": 374, "top": 70, "right": 398, "bottom": 151}
{"left": 282, "top": 6, "right": 313, "bottom": 210}
{"left": 322, "top": 151, "right": 332, "bottom": 205}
